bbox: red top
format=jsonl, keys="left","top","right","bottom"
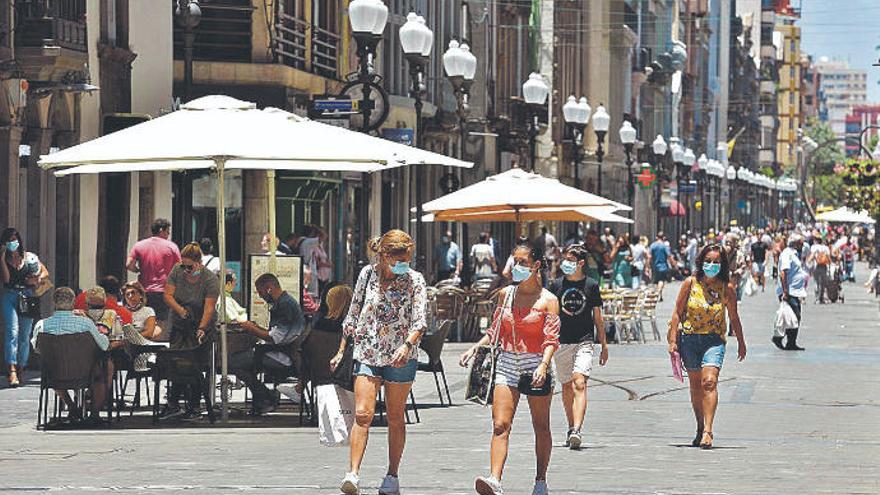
{"left": 74, "top": 293, "right": 133, "bottom": 325}
{"left": 488, "top": 306, "right": 560, "bottom": 354}
{"left": 129, "top": 236, "right": 181, "bottom": 293}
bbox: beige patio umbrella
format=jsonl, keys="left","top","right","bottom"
{"left": 424, "top": 205, "right": 633, "bottom": 224}
{"left": 422, "top": 167, "right": 631, "bottom": 228}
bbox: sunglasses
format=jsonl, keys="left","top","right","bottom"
{"left": 182, "top": 264, "right": 196, "bottom": 272}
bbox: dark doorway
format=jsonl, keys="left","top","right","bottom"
{"left": 97, "top": 173, "right": 131, "bottom": 282}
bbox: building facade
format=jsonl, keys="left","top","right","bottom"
{"left": 814, "top": 58, "right": 868, "bottom": 146}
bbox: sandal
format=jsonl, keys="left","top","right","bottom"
{"left": 8, "top": 370, "right": 20, "bottom": 388}
{"left": 700, "top": 431, "right": 714, "bottom": 450}
{"left": 691, "top": 428, "right": 704, "bottom": 447}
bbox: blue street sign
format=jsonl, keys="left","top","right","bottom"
{"left": 308, "top": 95, "right": 359, "bottom": 119}
{"left": 313, "top": 99, "right": 358, "bottom": 112}
{"left": 382, "top": 128, "right": 414, "bottom": 146}
{"left": 677, "top": 180, "right": 697, "bottom": 194}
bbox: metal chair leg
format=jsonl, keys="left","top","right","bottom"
{"left": 432, "top": 371, "right": 444, "bottom": 405}
{"left": 441, "top": 368, "right": 453, "bottom": 406}
{"left": 408, "top": 390, "right": 420, "bottom": 424}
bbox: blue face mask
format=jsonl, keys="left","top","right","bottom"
{"left": 560, "top": 260, "right": 578, "bottom": 276}
{"left": 703, "top": 262, "right": 722, "bottom": 278}
{"left": 6, "top": 240, "right": 19, "bottom": 252}
{"left": 391, "top": 261, "right": 410, "bottom": 276}
{"left": 511, "top": 264, "right": 532, "bottom": 283}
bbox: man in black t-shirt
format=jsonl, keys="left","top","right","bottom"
{"left": 750, "top": 236, "right": 769, "bottom": 291}
{"left": 548, "top": 245, "right": 609, "bottom": 450}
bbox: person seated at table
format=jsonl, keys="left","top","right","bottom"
{"left": 75, "top": 275, "right": 132, "bottom": 325}
{"left": 218, "top": 270, "right": 248, "bottom": 324}
{"left": 312, "top": 284, "right": 353, "bottom": 334}
{"left": 229, "top": 273, "right": 305, "bottom": 414}
{"left": 121, "top": 281, "right": 162, "bottom": 372}
{"left": 83, "top": 287, "right": 123, "bottom": 338}
{"left": 31, "top": 287, "right": 111, "bottom": 423}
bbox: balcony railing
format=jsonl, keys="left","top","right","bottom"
{"left": 15, "top": 0, "right": 87, "bottom": 52}
{"left": 173, "top": 1, "right": 253, "bottom": 63}
{"left": 274, "top": 12, "right": 340, "bottom": 79}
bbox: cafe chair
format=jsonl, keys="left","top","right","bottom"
{"left": 300, "top": 329, "right": 345, "bottom": 426}
{"left": 417, "top": 320, "right": 454, "bottom": 406}
{"left": 36, "top": 332, "right": 110, "bottom": 429}
{"left": 152, "top": 339, "right": 215, "bottom": 424}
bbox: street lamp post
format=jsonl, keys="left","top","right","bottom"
{"left": 562, "top": 95, "right": 591, "bottom": 189}
{"left": 682, "top": 147, "right": 696, "bottom": 234}
{"left": 522, "top": 73, "right": 550, "bottom": 172}
{"left": 619, "top": 120, "right": 637, "bottom": 234}
{"left": 400, "top": 12, "right": 434, "bottom": 271}
{"left": 592, "top": 105, "right": 611, "bottom": 197}
{"left": 670, "top": 139, "right": 685, "bottom": 238}
{"left": 697, "top": 153, "right": 709, "bottom": 233}
{"left": 349, "top": 0, "right": 389, "bottom": 132}
{"left": 175, "top": 0, "right": 202, "bottom": 102}
{"left": 652, "top": 135, "right": 668, "bottom": 234}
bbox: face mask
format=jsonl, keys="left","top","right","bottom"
{"left": 560, "top": 260, "right": 578, "bottom": 276}
{"left": 261, "top": 292, "right": 275, "bottom": 304}
{"left": 391, "top": 261, "right": 411, "bottom": 276}
{"left": 703, "top": 262, "right": 722, "bottom": 279}
{"left": 511, "top": 264, "right": 532, "bottom": 283}
{"left": 6, "top": 240, "right": 19, "bottom": 252}
{"left": 441, "top": 236, "right": 450, "bottom": 244}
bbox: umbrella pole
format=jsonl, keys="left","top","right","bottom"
{"left": 268, "top": 170, "right": 277, "bottom": 273}
{"left": 216, "top": 157, "right": 229, "bottom": 423}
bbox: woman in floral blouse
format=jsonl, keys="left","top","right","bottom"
{"left": 330, "top": 229, "right": 427, "bottom": 495}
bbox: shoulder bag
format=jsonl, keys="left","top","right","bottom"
{"left": 512, "top": 287, "right": 553, "bottom": 396}
{"left": 465, "top": 286, "right": 514, "bottom": 405}
{"left": 332, "top": 265, "right": 372, "bottom": 392}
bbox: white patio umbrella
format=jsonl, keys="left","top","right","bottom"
{"left": 421, "top": 167, "right": 631, "bottom": 226}
{"left": 816, "top": 207, "right": 876, "bottom": 224}
{"left": 38, "top": 95, "right": 473, "bottom": 421}
{"left": 423, "top": 205, "right": 633, "bottom": 224}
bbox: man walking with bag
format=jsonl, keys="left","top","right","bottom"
{"left": 775, "top": 234, "right": 807, "bottom": 351}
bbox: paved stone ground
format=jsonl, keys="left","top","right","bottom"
{"left": 1, "top": 265, "right": 879, "bottom": 494}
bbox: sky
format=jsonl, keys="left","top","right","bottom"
{"left": 799, "top": 0, "right": 880, "bottom": 103}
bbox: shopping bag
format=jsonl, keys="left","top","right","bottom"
{"left": 317, "top": 384, "right": 355, "bottom": 447}
{"left": 743, "top": 274, "right": 758, "bottom": 297}
{"left": 670, "top": 351, "right": 684, "bottom": 383}
{"left": 773, "top": 300, "right": 799, "bottom": 338}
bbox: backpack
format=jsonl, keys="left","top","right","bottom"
{"left": 816, "top": 249, "right": 830, "bottom": 266}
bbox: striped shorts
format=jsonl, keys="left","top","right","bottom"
{"left": 494, "top": 351, "right": 553, "bottom": 389}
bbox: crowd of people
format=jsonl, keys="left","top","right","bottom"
{"left": 2, "top": 212, "right": 875, "bottom": 494}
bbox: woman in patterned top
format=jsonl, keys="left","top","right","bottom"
{"left": 668, "top": 244, "right": 747, "bottom": 449}
{"left": 331, "top": 229, "right": 427, "bottom": 495}
{"left": 460, "top": 244, "right": 560, "bottom": 495}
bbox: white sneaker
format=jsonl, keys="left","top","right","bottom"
{"left": 475, "top": 475, "right": 503, "bottom": 495}
{"left": 340, "top": 472, "right": 360, "bottom": 495}
{"left": 567, "top": 429, "right": 582, "bottom": 450}
{"left": 532, "top": 479, "right": 549, "bottom": 495}
{"left": 378, "top": 474, "right": 400, "bottom": 495}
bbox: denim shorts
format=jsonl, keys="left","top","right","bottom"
{"left": 354, "top": 359, "right": 418, "bottom": 384}
{"left": 680, "top": 333, "right": 726, "bottom": 371}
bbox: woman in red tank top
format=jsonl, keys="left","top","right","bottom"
{"left": 460, "top": 244, "right": 560, "bottom": 495}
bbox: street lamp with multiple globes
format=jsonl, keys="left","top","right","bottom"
{"left": 592, "top": 104, "right": 611, "bottom": 197}
{"left": 348, "top": 0, "right": 389, "bottom": 131}
{"left": 444, "top": 38, "right": 477, "bottom": 164}
{"left": 562, "top": 95, "right": 591, "bottom": 188}
{"left": 399, "top": 12, "right": 434, "bottom": 270}
{"left": 522, "top": 73, "right": 550, "bottom": 171}
{"left": 619, "top": 120, "right": 638, "bottom": 232}
{"left": 652, "top": 134, "right": 668, "bottom": 233}
{"left": 682, "top": 147, "right": 695, "bottom": 232}
{"left": 726, "top": 164, "right": 737, "bottom": 226}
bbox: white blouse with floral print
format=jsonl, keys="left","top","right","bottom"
{"left": 343, "top": 264, "right": 428, "bottom": 367}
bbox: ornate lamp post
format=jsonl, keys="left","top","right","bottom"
{"left": 697, "top": 153, "right": 709, "bottom": 232}
{"left": 349, "top": 0, "right": 389, "bottom": 132}
{"left": 522, "top": 73, "right": 550, "bottom": 171}
{"left": 175, "top": 0, "right": 202, "bottom": 102}
{"left": 400, "top": 12, "right": 434, "bottom": 270}
{"left": 652, "top": 135, "right": 668, "bottom": 234}
{"left": 619, "top": 120, "right": 637, "bottom": 233}
{"left": 592, "top": 104, "right": 611, "bottom": 197}
{"left": 562, "top": 95, "right": 591, "bottom": 189}
{"left": 443, "top": 39, "right": 477, "bottom": 122}
{"left": 682, "top": 147, "right": 696, "bottom": 233}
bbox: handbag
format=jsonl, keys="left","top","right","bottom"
{"left": 16, "top": 292, "right": 40, "bottom": 319}
{"left": 465, "top": 287, "right": 515, "bottom": 405}
{"left": 317, "top": 384, "right": 355, "bottom": 447}
{"left": 510, "top": 289, "right": 553, "bottom": 397}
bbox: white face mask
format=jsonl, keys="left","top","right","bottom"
{"left": 560, "top": 260, "right": 578, "bottom": 275}
{"left": 511, "top": 264, "right": 532, "bottom": 283}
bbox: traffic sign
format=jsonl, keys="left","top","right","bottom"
{"left": 677, "top": 180, "right": 697, "bottom": 194}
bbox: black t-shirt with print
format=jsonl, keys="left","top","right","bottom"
{"left": 549, "top": 276, "right": 603, "bottom": 344}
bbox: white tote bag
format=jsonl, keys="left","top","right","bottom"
{"left": 317, "top": 384, "right": 355, "bottom": 447}
{"left": 773, "top": 300, "right": 799, "bottom": 338}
